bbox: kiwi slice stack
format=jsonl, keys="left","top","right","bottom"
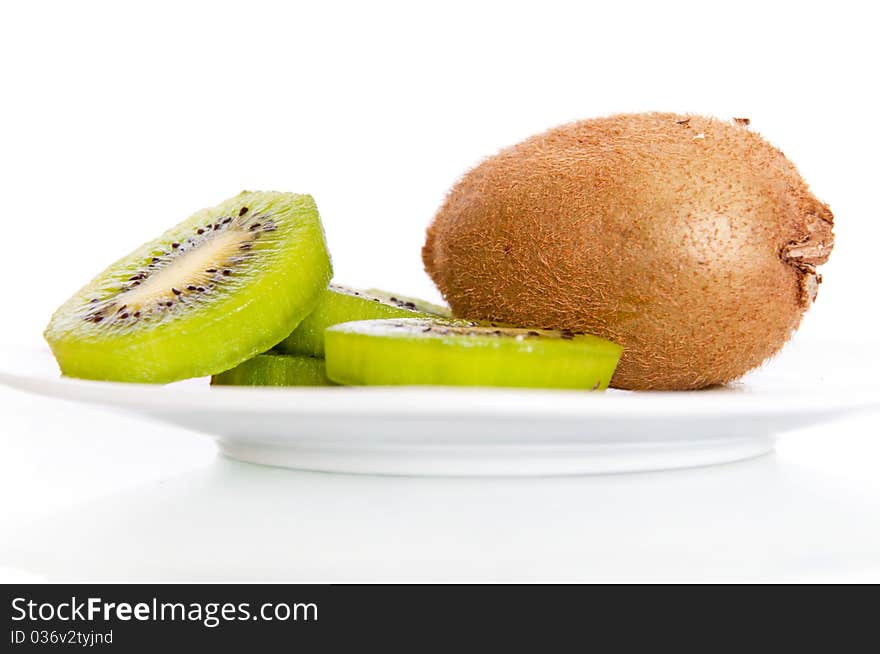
{"left": 46, "top": 191, "right": 623, "bottom": 391}
{"left": 213, "top": 285, "right": 451, "bottom": 386}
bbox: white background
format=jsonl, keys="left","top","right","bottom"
{"left": 1, "top": 1, "right": 878, "bottom": 582}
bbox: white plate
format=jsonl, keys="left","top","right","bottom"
{"left": 1, "top": 340, "right": 877, "bottom": 476}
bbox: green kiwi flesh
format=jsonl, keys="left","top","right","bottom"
{"left": 364, "top": 289, "right": 452, "bottom": 318}
{"left": 275, "top": 284, "right": 450, "bottom": 357}
{"left": 211, "top": 353, "right": 334, "bottom": 387}
{"left": 44, "top": 191, "right": 332, "bottom": 383}
{"left": 324, "top": 318, "right": 622, "bottom": 389}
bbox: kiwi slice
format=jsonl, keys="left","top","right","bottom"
{"left": 324, "top": 318, "right": 623, "bottom": 389}
{"left": 44, "top": 191, "right": 332, "bottom": 383}
{"left": 275, "top": 284, "right": 450, "bottom": 357}
{"left": 211, "top": 353, "right": 334, "bottom": 387}
{"left": 364, "top": 289, "right": 452, "bottom": 318}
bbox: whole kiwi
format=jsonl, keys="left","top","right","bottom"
{"left": 423, "top": 113, "right": 834, "bottom": 390}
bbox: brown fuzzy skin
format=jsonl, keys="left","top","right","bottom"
{"left": 423, "top": 113, "right": 834, "bottom": 390}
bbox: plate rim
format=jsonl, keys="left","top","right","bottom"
{"left": 2, "top": 342, "right": 879, "bottom": 419}
{"left": 2, "top": 364, "right": 879, "bottom": 419}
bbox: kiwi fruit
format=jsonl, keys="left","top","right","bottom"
{"left": 211, "top": 353, "right": 334, "bottom": 387}
{"left": 423, "top": 113, "right": 834, "bottom": 390}
{"left": 275, "top": 284, "right": 450, "bottom": 357}
{"left": 45, "top": 191, "right": 332, "bottom": 383}
{"left": 324, "top": 318, "right": 622, "bottom": 389}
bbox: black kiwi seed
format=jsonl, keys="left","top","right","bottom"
{"left": 171, "top": 242, "right": 180, "bottom": 249}
{"left": 171, "top": 288, "right": 182, "bottom": 295}
{"left": 197, "top": 228, "right": 205, "bottom": 235}
{"left": 165, "top": 301, "right": 173, "bottom": 307}
{"left": 249, "top": 223, "right": 261, "bottom": 231}
{"left": 222, "top": 270, "right": 231, "bottom": 276}
{"left": 239, "top": 207, "right": 248, "bottom": 217}
{"left": 119, "top": 313, "right": 129, "bottom": 319}
{"left": 196, "top": 287, "right": 205, "bottom": 292}
{"left": 186, "top": 285, "right": 197, "bottom": 291}
{"left": 240, "top": 244, "right": 252, "bottom": 251}
{"left": 205, "top": 268, "right": 217, "bottom": 273}
{"left": 133, "top": 311, "right": 140, "bottom": 318}
{"left": 223, "top": 216, "right": 234, "bottom": 224}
